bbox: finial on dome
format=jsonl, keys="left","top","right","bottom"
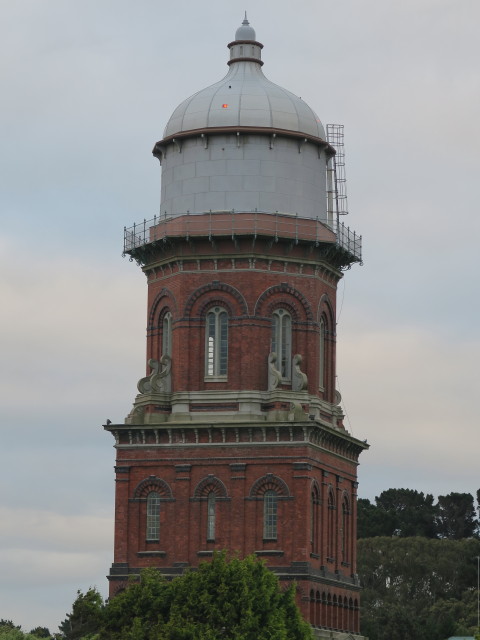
{"left": 235, "top": 13, "right": 256, "bottom": 41}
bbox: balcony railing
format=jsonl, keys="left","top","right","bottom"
{"left": 123, "top": 210, "right": 362, "bottom": 264}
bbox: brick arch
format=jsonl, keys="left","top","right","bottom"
{"left": 311, "top": 479, "right": 320, "bottom": 495}
{"left": 193, "top": 475, "right": 228, "bottom": 498}
{"left": 249, "top": 473, "right": 290, "bottom": 497}
{"left": 197, "top": 297, "right": 234, "bottom": 318}
{"left": 318, "top": 293, "right": 335, "bottom": 329}
{"left": 183, "top": 281, "right": 248, "bottom": 318}
{"left": 342, "top": 491, "right": 351, "bottom": 512}
{"left": 327, "top": 485, "right": 336, "bottom": 507}
{"left": 254, "top": 283, "right": 313, "bottom": 321}
{"left": 149, "top": 287, "right": 177, "bottom": 327}
{"left": 133, "top": 476, "right": 173, "bottom": 500}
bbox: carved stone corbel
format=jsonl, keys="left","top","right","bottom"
{"left": 292, "top": 353, "right": 308, "bottom": 391}
{"left": 268, "top": 352, "right": 282, "bottom": 391}
{"left": 137, "top": 355, "right": 172, "bottom": 394}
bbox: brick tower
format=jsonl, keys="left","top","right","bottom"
{"left": 105, "top": 16, "right": 368, "bottom": 639}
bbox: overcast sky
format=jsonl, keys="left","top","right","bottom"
{"left": 1, "top": 0, "right": 479, "bottom": 633}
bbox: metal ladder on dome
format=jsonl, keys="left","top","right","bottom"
{"left": 326, "top": 123, "right": 349, "bottom": 230}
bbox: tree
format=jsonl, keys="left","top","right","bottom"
{"left": 29, "top": 629, "right": 51, "bottom": 639}
{"left": 436, "top": 492, "right": 479, "bottom": 539}
{"left": 357, "top": 498, "right": 398, "bottom": 538}
{"left": 375, "top": 488, "right": 438, "bottom": 537}
{"left": 99, "top": 553, "right": 313, "bottom": 640}
{"left": 58, "top": 588, "right": 104, "bottom": 640}
{"left": 358, "top": 536, "right": 480, "bottom": 640}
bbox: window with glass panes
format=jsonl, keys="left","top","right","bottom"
{"left": 272, "top": 309, "right": 292, "bottom": 380}
{"left": 205, "top": 307, "right": 228, "bottom": 377}
{"left": 207, "top": 491, "right": 216, "bottom": 541}
{"left": 263, "top": 490, "right": 278, "bottom": 539}
{"left": 162, "top": 311, "right": 172, "bottom": 356}
{"left": 146, "top": 492, "right": 160, "bottom": 541}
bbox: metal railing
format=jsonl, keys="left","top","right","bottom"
{"left": 123, "top": 210, "right": 362, "bottom": 263}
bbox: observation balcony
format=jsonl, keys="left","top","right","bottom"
{"left": 123, "top": 210, "right": 362, "bottom": 269}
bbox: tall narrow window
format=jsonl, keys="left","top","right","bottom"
{"left": 272, "top": 309, "right": 292, "bottom": 380}
{"left": 207, "top": 491, "right": 216, "bottom": 541}
{"left": 319, "top": 318, "right": 325, "bottom": 389}
{"left": 327, "top": 490, "right": 335, "bottom": 559}
{"left": 146, "top": 491, "right": 160, "bottom": 541}
{"left": 342, "top": 497, "right": 350, "bottom": 563}
{"left": 205, "top": 307, "right": 228, "bottom": 377}
{"left": 263, "top": 490, "right": 278, "bottom": 540}
{"left": 162, "top": 311, "right": 172, "bottom": 356}
{"left": 311, "top": 486, "right": 319, "bottom": 554}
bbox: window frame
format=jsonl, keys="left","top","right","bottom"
{"left": 271, "top": 308, "right": 292, "bottom": 381}
{"left": 162, "top": 311, "right": 172, "bottom": 357}
{"left": 206, "top": 491, "right": 216, "bottom": 542}
{"left": 263, "top": 489, "right": 278, "bottom": 540}
{"left": 204, "top": 306, "right": 228, "bottom": 380}
{"left": 318, "top": 317, "right": 326, "bottom": 390}
{"left": 146, "top": 491, "right": 161, "bottom": 542}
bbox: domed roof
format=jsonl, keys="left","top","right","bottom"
{"left": 162, "top": 17, "right": 326, "bottom": 142}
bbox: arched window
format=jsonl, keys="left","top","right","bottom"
{"left": 205, "top": 307, "right": 228, "bottom": 378}
{"left": 263, "top": 490, "right": 278, "bottom": 540}
{"left": 342, "top": 496, "right": 351, "bottom": 563}
{"left": 207, "top": 491, "right": 216, "bottom": 541}
{"left": 146, "top": 491, "right": 160, "bottom": 541}
{"left": 272, "top": 309, "right": 292, "bottom": 380}
{"left": 319, "top": 317, "right": 325, "bottom": 389}
{"left": 162, "top": 311, "right": 172, "bottom": 356}
{"left": 327, "top": 489, "right": 335, "bottom": 559}
{"left": 311, "top": 485, "right": 319, "bottom": 554}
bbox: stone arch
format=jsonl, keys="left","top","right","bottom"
{"left": 318, "top": 293, "right": 335, "bottom": 327}
{"left": 254, "top": 283, "right": 313, "bottom": 321}
{"left": 184, "top": 281, "right": 248, "bottom": 318}
{"left": 133, "top": 476, "right": 173, "bottom": 500}
{"left": 149, "top": 287, "right": 177, "bottom": 328}
{"left": 193, "top": 475, "right": 228, "bottom": 498}
{"left": 249, "top": 473, "right": 290, "bottom": 497}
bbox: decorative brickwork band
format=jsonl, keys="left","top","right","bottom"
{"left": 148, "top": 287, "right": 177, "bottom": 328}
{"left": 254, "top": 283, "right": 313, "bottom": 321}
{"left": 193, "top": 475, "right": 229, "bottom": 498}
{"left": 249, "top": 473, "right": 290, "bottom": 497}
{"left": 133, "top": 476, "right": 173, "bottom": 500}
{"left": 184, "top": 281, "right": 248, "bottom": 318}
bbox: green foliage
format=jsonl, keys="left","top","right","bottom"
{"left": 29, "top": 628, "right": 51, "bottom": 639}
{"left": 358, "top": 536, "right": 480, "bottom": 640}
{"left": 0, "top": 621, "right": 52, "bottom": 640}
{"left": 436, "top": 492, "right": 479, "bottom": 539}
{"left": 0, "top": 623, "right": 21, "bottom": 632}
{"left": 99, "top": 553, "right": 313, "bottom": 640}
{"left": 358, "top": 489, "right": 438, "bottom": 538}
{"left": 58, "top": 588, "right": 104, "bottom": 640}
{"left": 358, "top": 488, "right": 480, "bottom": 540}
